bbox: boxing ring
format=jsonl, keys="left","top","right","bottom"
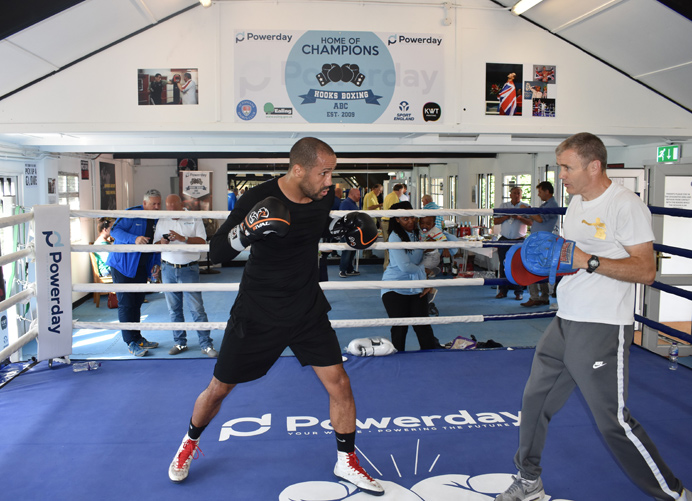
{"left": 1, "top": 204, "right": 691, "bottom": 366}
{"left": 1, "top": 204, "right": 691, "bottom": 501}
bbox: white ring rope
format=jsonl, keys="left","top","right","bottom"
{"left": 0, "top": 211, "right": 33, "bottom": 230}
{"left": 72, "top": 240, "right": 485, "bottom": 254}
{"left": 73, "top": 312, "right": 554, "bottom": 332}
{"left": 67, "top": 207, "right": 523, "bottom": 341}
{"left": 0, "top": 211, "right": 36, "bottom": 362}
{"left": 72, "top": 208, "right": 495, "bottom": 220}
{"left": 0, "top": 286, "right": 36, "bottom": 313}
{"left": 0, "top": 246, "right": 33, "bottom": 267}
{"left": 73, "top": 278, "right": 488, "bottom": 294}
{"left": 0, "top": 324, "right": 38, "bottom": 363}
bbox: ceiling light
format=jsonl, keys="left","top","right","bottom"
{"left": 200, "top": 0, "right": 212, "bottom": 7}
{"left": 511, "top": 0, "right": 544, "bottom": 16}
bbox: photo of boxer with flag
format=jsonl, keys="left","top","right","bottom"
{"left": 485, "top": 63, "right": 523, "bottom": 116}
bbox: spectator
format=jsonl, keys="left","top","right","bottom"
{"left": 338, "top": 188, "right": 361, "bottom": 278}
{"left": 154, "top": 194, "right": 218, "bottom": 357}
{"left": 362, "top": 183, "right": 383, "bottom": 259}
{"left": 381, "top": 183, "right": 405, "bottom": 269}
{"left": 381, "top": 201, "right": 442, "bottom": 352}
{"left": 399, "top": 183, "right": 410, "bottom": 202}
{"left": 421, "top": 194, "right": 444, "bottom": 231}
{"left": 227, "top": 187, "right": 238, "bottom": 211}
{"left": 493, "top": 186, "right": 532, "bottom": 300}
{"left": 521, "top": 181, "right": 559, "bottom": 307}
{"left": 94, "top": 217, "right": 113, "bottom": 277}
{"left": 419, "top": 215, "right": 460, "bottom": 316}
{"left": 363, "top": 184, "right": 383, "bottom": 212}
{"left": 332, "top": 186, "right": 343, "bottom": 211}
{"left": 106, "top": 189, "right": 162, "bottom": 356}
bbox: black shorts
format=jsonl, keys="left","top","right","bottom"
{"left": 213, "top": 311, "right": 343, "bottom": 384}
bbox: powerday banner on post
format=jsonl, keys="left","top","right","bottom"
{"left": 234, "top": 30, "right": 444, "bottom": 124}
{"left": 33, "top": 205, "right": 73, "bottom": 361}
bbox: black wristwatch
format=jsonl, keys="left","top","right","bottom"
{"left": 586, "top": 255, "right": 600, "bottom": 274}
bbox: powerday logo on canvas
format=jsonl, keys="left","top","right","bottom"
{"left": 219, "top": 410, "right": 577, "bottom": 500}
{"left": 218, "top": 408, "right": 521, "bottom": 440}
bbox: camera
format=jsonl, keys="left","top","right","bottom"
{"left": 162, "top": 234, "right": 171, "bottom": 241}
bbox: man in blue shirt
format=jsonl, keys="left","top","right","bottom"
{"left": 227, "top": 188, "right": 237, "bottom": 211}
{"left": 421, "top": 194, "right": 444, "bottom": 230}
{"left": 107, "top": 189, "right": 162, "bottom": 356}
{"left": 521, "top": 181, "right": 559, "bottom": 307}
{"left": 338, "top": 188, "right": 361, "bottom": 277}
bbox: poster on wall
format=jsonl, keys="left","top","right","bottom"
{"left": 25, "top": 163, "right": 38, "bottom": 189}
{"left": 47, "top": 177, "right": 57, "bottom": 204}
{"left": 529, "top": 65, "right": 556, "bottom": 117}
{"left": 81, "top": 160, "right": 89, "bottom": 180}
{"left": 180, "top": 171, "right": 212, "bottom": 211}
{"left": 485, "top": 63, "right": 523, "bottom": 116}
{"left": 100, "top": 162, "right": 116, "bottom": 210}
{"left": 138, "top": 68, "right": 199, "bottom": 105}
{"left": 234, "top": 30, "right": 444, "bottom": 124}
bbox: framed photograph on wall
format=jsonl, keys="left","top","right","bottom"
{"left": 485, "top": 63, "right": 523, "bottom": 116}
{"left": 138, "top": 68, "right": 199, "bottom": 105}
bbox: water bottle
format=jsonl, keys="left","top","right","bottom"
{"left": 73, "top": 361, "right": 101, "bottom": 372}
{"left": 668, "top": 342, "right": 678, "bottom": 371}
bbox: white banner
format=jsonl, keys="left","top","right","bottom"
{"left": 234, "top": 30, "right": 444, "bottom": 124}
{"left": 33, "top": 205, "right": 73, "bottom": 361}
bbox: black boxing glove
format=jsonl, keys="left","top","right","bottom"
{"left": 229, "top": 197, "right": 290, "bottom": 252}
{"left": 329, "top": 212, "right": 378, "bottom": 250}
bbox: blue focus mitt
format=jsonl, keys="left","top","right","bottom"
{"left": 505, "top": 231, "right": 579, "bottom": 286}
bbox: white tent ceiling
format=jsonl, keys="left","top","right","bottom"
{"left": 0, "top": 0, "right": 690, "bottom": 155}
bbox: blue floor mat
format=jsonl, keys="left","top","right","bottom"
{"left": 1, "top": 347, "right": 690, "bottom": 500}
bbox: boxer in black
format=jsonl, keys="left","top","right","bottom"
{"left": 168, "top": 137, "right": 383, "bottom": 496}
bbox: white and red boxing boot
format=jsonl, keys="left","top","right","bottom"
{"left": 333, "top": 450, "right": 384, "bottom": 496}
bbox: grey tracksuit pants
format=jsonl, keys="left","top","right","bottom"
{"left": 514, "top": 317, "right": 684, "bottom": 500}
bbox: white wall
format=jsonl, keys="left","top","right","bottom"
{"left": 0, "top": 0, "right": 690, "bottom": 138}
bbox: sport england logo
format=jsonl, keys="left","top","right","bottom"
{"left": 43, "top": 230, "right": 64, "bottom": 248}
{"left": 387, "top": 34, "right": 443, "bottom": 46}
{"left": 395, "top": 100, "right": 414, "bottom": 122}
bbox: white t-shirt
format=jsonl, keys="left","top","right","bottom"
{"left": 557, "top": 183, "right": 654, "bottom": 325}
{"left": 153, "top": 217, "right": 207, "bottom": 264}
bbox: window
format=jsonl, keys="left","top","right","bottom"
{"left": 502, "top": 174, "right": 532, "bottom": 204}
{"left": 448, "top": 175, "right": 457, "bottom": 210}
{"left": 430, "top": 177, "right": 444, "bottom": 208}
{"left": 418, "top": 174, "right": 429, "bottom": 206}
{"left": 478, "top": 173, "right": 495, "bottom": 228}
{"left": 58, "top": 172, "right": 81, "bottom": 241}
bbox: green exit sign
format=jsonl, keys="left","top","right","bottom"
{"left": 657, "top": 144, "right": 681, "bottom": 163}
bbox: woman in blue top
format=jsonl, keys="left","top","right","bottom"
{"left": 381, "top": 201, "right": 442, "bottom": 352}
